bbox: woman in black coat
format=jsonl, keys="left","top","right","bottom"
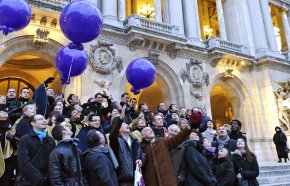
{"left": 184, "top": 130, "right": 217, "bottom": 186}
{"left": 232, "top": 138, "right": 259, "bottom": 186}
{"left": 211, "top": 148, "right": 235, "bottom": 186}
{"left": 273, "top": 126, "right": 288, "bottom": 163}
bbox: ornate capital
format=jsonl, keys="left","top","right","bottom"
{"left": 148, "top": 49, "right": 160, "bottom": 65}
{"left": 180, "top": 58, "right": 210, "bottom": 87}
{"left": 127, "top": 34, "right": 144, "bottom": 51}
{"left": 89, "top": 41, "right": 123, "bottom": 74}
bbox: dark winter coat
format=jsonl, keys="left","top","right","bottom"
{"left": 109, "top": 119, "right": 143, "bottom": 182}
{"left": 273, "top": 128, "right": 288, "bottom": 159}
{"left": 8, "top": 97, "right": 29, "bottom": 124}
{"left": 184, "top": 140, "right": 217, "bottom": 186}
{"left": 232, "top": 153, "right": 259, "bottom": 186}
{"left": 212, "top": 157, "right": 235, "bottom": 186}
{"left": 84, "top": 146, "right": 118, "bottom": 186}
{"left": 141, "top": 127, "right": 191, "bottom": 186}
{"left": 17, "top": 130, "right": 56, "bottom": 186}
{"left": 15, "top": 115, "right": 32, "bottom": 140}
{"left": 229, "top": 131, "right": 247, "bottom": 142}
{"left": 48, "top": 139, "right": 85, "bottom": 186}
{"left": 169, "top": 142, "right": 186, "bottom": 184}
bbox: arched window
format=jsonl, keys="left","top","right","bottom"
{"left": 0, "top": 77, "right": 35, "bottom": 98}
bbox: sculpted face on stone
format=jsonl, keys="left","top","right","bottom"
{"left": 98, "top": 51, "right": 109, "bottom": 64}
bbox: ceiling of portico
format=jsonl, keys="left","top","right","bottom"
{"left": 3, "top": 55, "right": 53, "bottom": 69}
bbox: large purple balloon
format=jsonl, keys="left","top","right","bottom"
{"left": 126, "top": 58, "right": 156, "bottom": 95}
{"left": 0, "top": 0, "right": 31, "bottom": 35}
{"left": 60, "top": 0, "right": 103, "bottom": 44}
{"left": 55, "top": 46, "right": 88, "bottom": 84}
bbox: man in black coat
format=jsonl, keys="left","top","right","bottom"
{"left": 273, "top": 126, "right": 288, "bottom": 163}
{"left": 84, "top": 129, "right": 119, "bottom": 186}
{"left": 17, "top": 114, "right": 55, "bottom": 186}
{"left": 49, "top": 122, "right": 85, "bottom": 185}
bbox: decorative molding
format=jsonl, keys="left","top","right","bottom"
{"left": 89, "top": 41, "right": 123, "bottom": 74}
{"left": 127, "top": 33, "right": 144, "bottom": 51}
{"left": 148, "top": 49, "right": 160, "bottom": 65}
{"left": 190, "top": 88, "right": 204, "bottom": 101}
{"left": 165, "top": 43, "right": 183, "bottom": 59}
{"left": 180, "top": 58, "right": 210, "bottom": 87}
{"left": 33, "top": 27, "right": 50, "bottom": 49}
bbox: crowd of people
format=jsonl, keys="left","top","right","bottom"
{"left": 0, "top": 78, "right": 260, "bottom": 186}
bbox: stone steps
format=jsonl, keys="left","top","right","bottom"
{"left": 258, "top": 163, "right": 290, "bottom": 186}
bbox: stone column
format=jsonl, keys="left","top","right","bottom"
{"left": 182, "top": 0, "right": 202, "bottom": 42}
{"left": 118, "top": 0, "right": 126, "bottom": 21}
{"left": 281, "top": 9, "right": 290, "bottom": 52}
{"left": 154, "top": 0, "right": 162, "bottom": 22}
{"left": 247, "top": 0, "right": 268, "bottom": 53}
{"left": 168, "top": 0, "right": 185, "bottom": 36}
{"left": 259, "top": 0, "right": 279, "bottom": 52}
{"left": 102, "top": 0, "right": 118, "bottom": 25}
{"left": 216, "top": 0, "right": 227, "bottom": 40}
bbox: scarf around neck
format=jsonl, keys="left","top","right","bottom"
{"left": 217, "top": 135, "right": 230, "bottom": 150}
{"left": 33, "top": 129, "right": 47, "bottom": 142}
{"left": 89, "top": 145, "right": 119, "bottom": 169}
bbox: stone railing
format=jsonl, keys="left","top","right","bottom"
{"left": 204, "top": 37, "right": 248, "bottom": 54}
{"left": 27, "top": 0, "right": 71, "bottom": 12}
{"left": 124, "top": 14, "right": 180, "bottom": 37}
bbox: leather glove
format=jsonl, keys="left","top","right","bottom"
{"left": 44, "top": 77, "right": 55, "bottom": 87}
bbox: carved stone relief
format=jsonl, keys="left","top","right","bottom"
{"left": 89, "top": 41, "right": 123, "bottom": 74}
{"left": 180, "top": 58, "right": 210, "bottom": 87}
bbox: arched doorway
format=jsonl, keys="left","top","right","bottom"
{"left": 0, "top": 36, "right": 63, "bottom": 95}
{"left": 209, "top": 75, "right": 255, "bottom": 136}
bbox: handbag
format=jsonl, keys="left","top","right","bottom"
{"left": 134, "top": 164, "right": 145, "bottom": 186}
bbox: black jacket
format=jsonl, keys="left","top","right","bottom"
{"left": 17, "top": 130, "right": 55, "bottom": 186}
{"left": 273, "top": 130, "right": 288, "bottom": 159}
{"left": 84, "top": 146, "right": 118, "bottom": 186}
{"left": 48, "top": 138, "right": 85, "bottom": 186}
{"left": 184, "top": 140, "right": 216, "bottom": 186}
{"left": 15, "top": 115, "right": 31, "bottom": 140}
{"left": 212, "top": 157, "right": 235, "bottom": 186}
{"left": 232, "top": 153, "right": 259, "bottom": 186}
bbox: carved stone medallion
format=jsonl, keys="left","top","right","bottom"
{"left": 90, "top": 41, "right": 123, "bottom": 74}
{"left": 180, "top": 58, "right": 210, "bottom": 87}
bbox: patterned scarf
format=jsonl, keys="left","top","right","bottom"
{"left": 216, "top": 135, "right": 230, "bottom": 150}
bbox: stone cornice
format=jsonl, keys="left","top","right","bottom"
{"left": 252, "top": 56, "right": 290, "bottom": 72}
{"left": 270, "top": 0, "right": 290, "bottom": 9}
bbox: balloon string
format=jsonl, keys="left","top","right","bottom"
{"left": 67, "top": 50, "right": 76, "bottom": 83}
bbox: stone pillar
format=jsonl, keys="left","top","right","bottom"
{"left": 118, "top": 0, "right": 126, "bottom": 21}
{"left": 260, "top": 0, "right": 279, "bottom": 52}
{"left": 216, "top": 0, "right": 227, "bottom": 40}
{"left": 281, "top": 9, "right": 290, "bottom": 49}
{"left": 154, "top": 0, "right": 162, "bottom": 22}
{"left": 247, "top": 0, "right": 268, "bottom": 53}
{"left": 102, "top": 0, "right": 118, "bottom": 25}
{"left": 168, "top": 0, "right": 185, "bottom": 36}
{"left": 182, "top": 0, "right": 202, "bottom": 43}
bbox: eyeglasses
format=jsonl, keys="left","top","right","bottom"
{"left": 34, "top": 117, "right": 45, "bottom": 121}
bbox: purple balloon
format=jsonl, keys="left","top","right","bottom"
{"left": 0, "top": 0, "right": 31, "bottom": 35}
{"left": 60, "top": 0, "right": 103, "bottom": 44}
{"left": 55, "top": 46, "right": 88, "bottom": 84}
{"left": 126, "top": 58, "right": 156, "bottom": 94}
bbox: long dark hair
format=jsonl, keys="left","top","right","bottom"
{"left": 238, "top": 138, "right": 256, "bottom": 163}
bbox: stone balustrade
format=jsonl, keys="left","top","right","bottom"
{"left": 124, "top": 14, "right": 180, "bottom": 37}
{"left": 204, "top": 37, "right": 248, "bottom": 54}
{"left": 27, "top": 0, "right": 71, "bottom": 12}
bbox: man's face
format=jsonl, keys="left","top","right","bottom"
{"left": 54, "top": 105, "right": 63, "bottom": 113}
{"left": 55, "top": 95, "right": 64, "bottom": 102}
{"left": 119, "top": 122, "right": 130, "bottom": 133}
{"left": 168, "top": 127, "right": 179, "bottom": 138}
{"left": 189, "top": 132, "right": 200, "bottom": 141}
{"left": 142, "top": 127, "right": 155, "bottom": 140}
{"left": 171, "top": 104, "right": 178, "bottom": 112}
{"left": 69, "top": 95, "right": 79, "bottom": 104}
{"left": 96, "top": 131, "right": 106, "bottom": 145}
{"left": 231, "top": 121, "right": 240, "bottom": 131}
{"left": 0, "top": 110, "right": 8, "bottom": 120}
{"left": 218, "top": 126, "right": 227, "bottom": 137}
{"left": 89, "top": 116, "right": 101, "bottom": 128}
{"left": 154, "top": 115, "right": 164, "bottom": 128}
{"left": 7, "top": 88, "right": 16, "bottom": 99}
{"left": 31, "top": 115, "right": 47, "bottom": 130}
{"left": 20, "top": 89, "right": 30, "bottom": 99}
{"left": 140, "top": 104, "right": 148, "bottom": 111}
{"left": 95, "top": 94, "right": 103, "bottom": 104}
{"left": 60, "top": 122, "right": 73, "bottom": 137}
{"left": 0, "top": 95, "right": 6, "bottom": 104}
{"left": 74, "top": 104, "right": 82, "bottom": 113}
{"left": 24, "top": 105, "right": 36, "bottom": 117}
{"left": 130, "top": 99, "right": 137, "bottom": 108}
{"left": 46, "top": 88, "right": 54, "bottom": 97}
{"left": 171, "top": 113, "right": 179, "bottom": 121}
{"left": 122, "top": 94, "right": 130, "bottom": 104}
{"left": 158, "top": 103, "right": 166, "bottom": 112}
